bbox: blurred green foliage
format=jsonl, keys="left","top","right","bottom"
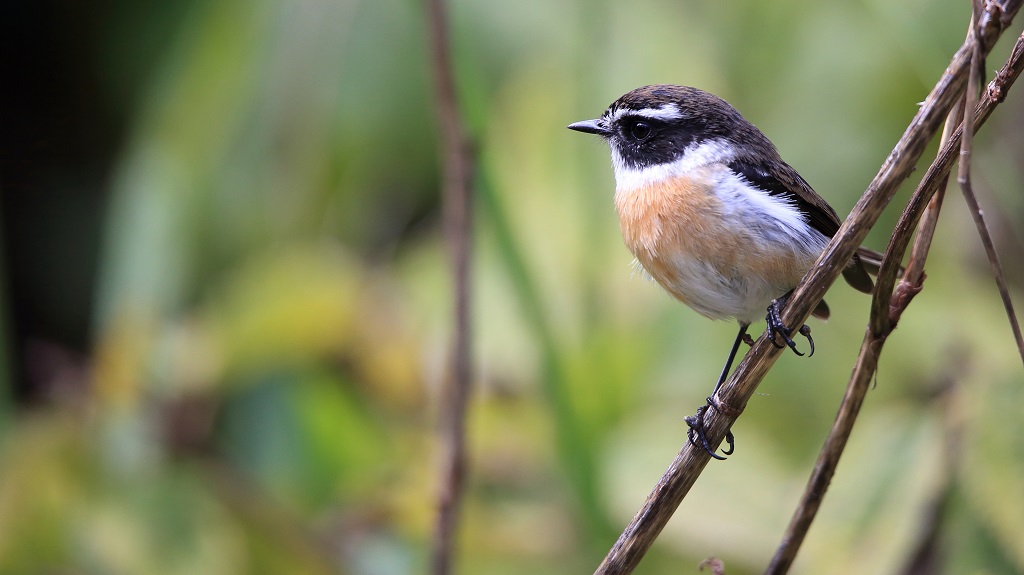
{"left": 2, "top": 0, "right": 1023, "bottom": 574}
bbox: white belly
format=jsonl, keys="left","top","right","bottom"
{"left": 616, "top": 163, "right": 829, "bottom": 324}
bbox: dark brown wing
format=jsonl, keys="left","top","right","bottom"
{"left": 727, "top": 158, "right": 841, "bottom": 238}
{"left": 728, "top": 158, "right": 875, "bottom": 293}
{"left": 812, "top": 299, "right": 831, "bottom": 320}
{"left": 842, "top": 255, "right": 874, "bottom": 294}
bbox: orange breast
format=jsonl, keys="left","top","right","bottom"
{"left": 614, "top": 165, "right": 811, "bottom": 320}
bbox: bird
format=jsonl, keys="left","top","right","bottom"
{"left": 568, "top": 84, "right": 884, "bottom": 459}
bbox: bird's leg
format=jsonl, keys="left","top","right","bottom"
{"left": 711, "top": 323, "right": 748, "bottom": 398}
{"left": 766, "top": 291, "right": 814, "bottom": 357}
{"left": 686, "top": 323, "right": 748, "bottom": 460}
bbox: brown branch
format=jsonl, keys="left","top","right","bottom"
{"left": 957, "top": 24, "right": 1024, "bottom": 366}
{"left": 765, "top": 16, "right": 977, "bottom": 569}
{"left": 764, "top": 88, "right": 970, "bottom": 575}
{"left": 762, "top": 324, "right": 885, "bottom": 575}
{"left": 883, "top": 27, "right": 1024, "bottom": 329}
{"left": 764, "top": 87, "right": 966, "bottom": 575}
{"left": 902, "top": 100, "right": 963, "bottom": 287}
{"left": 425, "top": 0, "right": 475, "bottom": 573}
{"left": 764, "top": 16, "right": 1024, "bottom": 575}
{"left": 592, "top": 3, "right": 1023, "bottom": 574}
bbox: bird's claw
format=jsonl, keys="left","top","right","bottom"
{"left": 766, "top": 299, "right": 814, "bottom": 357}
{"left": 686, "top": 397, "right": 734, "bottom": 460}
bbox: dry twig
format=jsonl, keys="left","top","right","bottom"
{"left": 956, "top": 16, "right": 1024, "bottom": 366}
{"left": 767, "top": 15, "right": 1024, "bottom": 575}
{"left": 425, "top": 0, "right": 476, "bottom": 573}
{"left": 592, "top": 3, "right": 1023, "bottom": 574}
{"left": 765, "top": 14, "right": 1024, "bottom": 574}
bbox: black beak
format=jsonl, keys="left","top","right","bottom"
{"left": 567, "top": 118, "right": 610, "bottom": 136}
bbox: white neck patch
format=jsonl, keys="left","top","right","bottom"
{"left": 611, "top": 138, "right": 736, "bottom": 191}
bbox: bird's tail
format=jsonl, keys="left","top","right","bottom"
{"left": 842, "top": 247, "right": 902, "bottom": 294}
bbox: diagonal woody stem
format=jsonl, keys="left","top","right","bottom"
{"left": 425, "top": 0, "right": 476, "bottom": 574}
{"left": 592, "top": 3, "right": 1023, "bottom": 574}
{"left": 765, "top": 18, "right": 1024, "bottom": 575}
{"left": 956, "top": 30, "right": 1024, "bottom": 365}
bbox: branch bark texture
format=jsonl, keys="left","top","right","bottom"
{"left": 426, "top": 0, "right": 476, "bottom": 573}
{"left": 593, "top": 2, "right": 1023, "bottom": 573}
{"left": 767, "top": 13, "right": 1024, "bottom": 573}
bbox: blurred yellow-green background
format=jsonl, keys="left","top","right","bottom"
{"left": 2, "top": 1, "right": 1023, "bottom": 574}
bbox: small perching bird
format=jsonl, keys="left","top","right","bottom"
{"left": 568, "top": 85, "right": 883, "bottom": 458}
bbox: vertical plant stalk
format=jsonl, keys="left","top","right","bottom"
{"left": 425, "top": 0, "right": 475, "bottom": 574}
{"left": 903, "top": 101, "right": 962, "bottom": 285}
{"left": 591, "top": 2, "right": 1022, "bottom": 574}
{"left": 957, "top": 22, "right": 1024, "bottom": 366}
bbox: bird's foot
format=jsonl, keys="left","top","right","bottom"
{"left": 766, "top": 298, "right": 815, "bottom": 357}
{"left": 685, "top": 397, "right": 735, "bottom": 460}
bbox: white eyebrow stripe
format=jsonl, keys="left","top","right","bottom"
{"left": 608, "top": 105, "right": 682, "bottom": 123}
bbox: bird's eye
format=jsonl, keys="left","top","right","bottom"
{"left": 627, "top": 120, "right": 652, "bottom": 141}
